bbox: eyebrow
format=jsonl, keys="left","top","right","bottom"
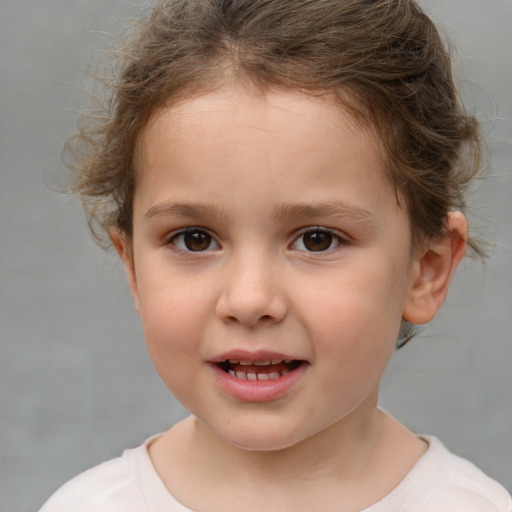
{"left": 144, "top": 200, "right": 377, "bottom": 224}
{"left": 144, "top": 201, "right": 229, "bottom": 221}
{"left": 273, "top": 201, "right": 377, "bottom": 223}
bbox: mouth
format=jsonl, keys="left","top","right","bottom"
{"left": 210, "top": 352, "right": 308, "bottom": 401}
{"left": 216, "top": 359, "right": 303, "bottom": 381}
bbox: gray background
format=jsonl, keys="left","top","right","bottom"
{"left": 0, "top": 1, "right": 510, "bottom": 510}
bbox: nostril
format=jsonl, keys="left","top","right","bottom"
{"left": 225, "top": 313, "right": 275, "bottom": 325}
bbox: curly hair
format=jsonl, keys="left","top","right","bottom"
{"left": 66, "top": 0, "right": 484, "bottom": 259}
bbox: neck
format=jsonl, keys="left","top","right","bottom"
{"left": 149, "top": 397, "right": 427, "bottom": 512}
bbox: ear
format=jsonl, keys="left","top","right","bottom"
{"left": 109, "top": 227, "right": 140, "bottom": 314}
{"left": 402, "top": 212, "right": 467, "bottom": 325}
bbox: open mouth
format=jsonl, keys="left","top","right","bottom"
{"left": 216, "top": 359, "right": 303, "bottom": 381}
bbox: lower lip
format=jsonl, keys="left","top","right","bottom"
{"left": 209, "top": 362, "right": 308, "bottom": 403}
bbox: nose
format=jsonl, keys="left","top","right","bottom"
{"left": 215, "top": 252, "right": 287, "bottom": 328}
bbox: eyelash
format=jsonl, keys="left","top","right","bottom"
{"left": 166, "top": 227, "right": 347, "bottom": 254}
{"left": 168, "top": 227, "right": 220, "bottom": 253}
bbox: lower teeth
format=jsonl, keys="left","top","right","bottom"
{"left": 228, "top": 370, "right": 284, "bottom": 381}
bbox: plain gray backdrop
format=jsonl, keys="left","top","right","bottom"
{"left": 1, "top": 1, "right": 511, "bottom": 511}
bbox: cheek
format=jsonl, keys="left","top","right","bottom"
{"left": 304, "top": 265, "right": 404, "bottom": 333}
{"left": 137, "top": 262, "right": 212, "bottom": 330}
{"left": 299, "top": 263, "right": 405, "bottom": 370}
{"left": 136, "top": 276, "right": 212, "bottom": 378}
{"left": 313, "top": 297, "right": 398, "bottom": 408}
{"left": 140, "top": 299, "right": 205, "bottom": 406}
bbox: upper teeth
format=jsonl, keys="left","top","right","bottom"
{"left": 228, "top": 359, "right": 292, "bottom": 366}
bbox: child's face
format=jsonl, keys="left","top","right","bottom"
{"left": 120, "top": 85, "right": 422, "bottom": 450}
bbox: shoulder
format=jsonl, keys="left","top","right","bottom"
{"left": 39, "top": 439, "right": 161, "bottom": 512}
{"left": 402, "top": 436, "right": 512, "bottom": 512}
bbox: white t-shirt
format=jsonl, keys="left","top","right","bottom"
{"left": 40, "top": 435, "right": 511, "bottom": 512}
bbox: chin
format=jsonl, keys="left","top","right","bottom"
{"left": 210, "top": 419, "right": 310, "bottom": 453}
{"left": 225, "top": 435, "right": 299, "bottom": 452}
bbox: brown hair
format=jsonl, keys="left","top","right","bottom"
{"left": 67, "top": 0, "right": 483, "bottom": 256}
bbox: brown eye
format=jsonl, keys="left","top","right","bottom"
{"left": 172, "top": 229, "right": 219, "bottom": 252}
{"left": 292, "top": 229, "right": 341, "bottom": 252}
{"left": 303, "top": 232, "right": 332, "bottom": 251}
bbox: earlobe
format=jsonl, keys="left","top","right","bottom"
{"left": 402, "top": 212, "right": 467, "bottom": 325}
{"left": 109, "top": 227, "right": 140, "bottom": 314}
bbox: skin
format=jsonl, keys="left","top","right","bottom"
{"left": 112, "top": 84, "right": 467, "bottom": 511}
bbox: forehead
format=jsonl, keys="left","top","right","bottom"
{"left": 136, "top": 84, "right": 386, "bottom": 175}
{"left": 134, "top": 85, "right": 396, "bottom": 220}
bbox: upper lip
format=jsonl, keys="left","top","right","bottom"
{"left": 209, "top": 349, "right": 303, "bottom": 364}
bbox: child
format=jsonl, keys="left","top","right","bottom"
{"left": 41, "top": 0, "right": 511, "bottom": 510}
